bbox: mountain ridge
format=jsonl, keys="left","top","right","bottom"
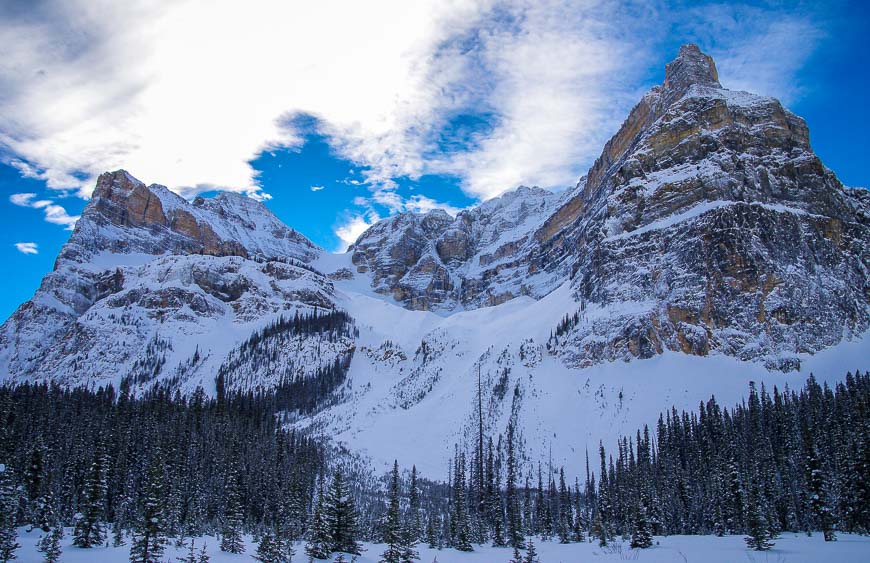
{"left": 1, "top": 44, "right": 868, "bottom": 477}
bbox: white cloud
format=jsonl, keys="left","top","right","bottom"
{"left": 334, "top": 213, "right": 380, "bottom": 252}
{"left": 310, "top": 185, "right": 325, "bottom": 192}
{"left": 679, "top": 5, "right": 826, "bottom": 106}
{"left": 9, "top": 193, "right": 37, "bottom": 207}
{"left": 14, "top": 242, "right": 38, "bottom": 255}
{"left": 404, "top": 195, "right": 461, "bottom": 216}
{"left": 9, "top": 192, "right": 79, "bottom": 229}
{"left": 0, "top": 0, "right": 828, "bottom": 211}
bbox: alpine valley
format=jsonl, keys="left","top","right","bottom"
{"left": 2, "top": 44, "right": 869, "bottom": 562}
{"left": 2, "top": 44, "right": 868, "bottom": 475}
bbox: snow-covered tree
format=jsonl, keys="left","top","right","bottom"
{"left": 73, "top": 450, "right": 108, "bottom": 548}
{"left": 0, "top": 464, "right": 20, "bottom": 563}
{"left": 129, "top": 458, "right": 167, "bottom": 563}
{"left": 324, "top": 469, "right": 361, "bottom": 556}
{"left": 630, "top": 501, "right": 653, "bottom": 549}
{"left": 36, "top": 527, "right": 62, "bottom": 563}
{"left": 380, "top": 461, "right": 403, "bottom": 563}
{"left": 220, "top": 462, "right": 245, "bottom": 554}
{"left": 305, "top": 476, "right": 332, "bottom": 560}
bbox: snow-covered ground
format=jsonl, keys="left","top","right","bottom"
{"left": 296, "top": 251, "right": 870, "bottom": 481}
{"left": 14, "top": 528, "right": 870, "bottom": 562}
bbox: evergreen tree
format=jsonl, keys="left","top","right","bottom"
{"left": 36, "top": 527, "right": 62, "bottom": 563}
{"left": 305, "top": 477, "right": 332, "bottom": 560}
{"left": 129, "top": 457, "right": 167, "bottom": 563}
{"left": 523, "top": 536, "right": 539, "bottom": 563}
{"left": 380, "top": 461, "right": 403, "bottom": 563}
{"left": 176, "top": 538, "right": 199, "bottom": 563}
{"left": 629, "top": 501, "right": 653, "bottom": 549}
{"left": 24, "top": 442, "right": 53, "bottom": 533}
{"left": 505, "top": 422, "right": 524, "bottom": 550}
{"left": 255, "top": 530, "right": 278, "bottom": 563}
{"left": 220, "top": 462, "right": 245, "bottom": 554}
{"left": 425, "top": 513, "right": 439, "bottom": 550}
{"left": 0, "top": 464, "right": 21, "bottom": 563}
{"left": 197, "top": 542, "right": 211, "bottom": 563}
{"left": 73, "top": 449, "right": 108, "bottom": 548}
{"left": 324, "top": 469, "right": 361, "bottom": 555}
{"left": 406, "top": 465, "right": 421, "bottom": 545}
{"left": 557, "top": 468, "right": 571, "bottom": 543}
{"left": 745, "top": 485, "right": 774, "bottom": 551}
{"left": 255, "top": 526, "right": 293, "bottom": 563}
{"left": 451, "top": 453, "right": 473, "bottom": 551}
{"left": 805, "top": 439, "right": 836, "bottom": 541}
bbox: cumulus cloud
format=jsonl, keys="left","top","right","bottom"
{"left": 9, "top": 192, "right": 79, "bottom": 229}
{"left": 0, "top": 0, "right": 828, "bottom": 211}
{"left": 14, "top": 242, "right": 38, "bottom": 255}
{"left": 310, "top": 185, "right": 325, "bottom": 192}
{"left": 334, "top": 213, "right": 381, "bottom": 252}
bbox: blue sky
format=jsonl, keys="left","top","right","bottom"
{"left": 1, "top": 0, "right": 868, "bottom": 322}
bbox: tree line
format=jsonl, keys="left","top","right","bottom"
{"left": 1, "top": 370, "right": 867, "bottom": 562}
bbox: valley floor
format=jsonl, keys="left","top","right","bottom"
{"left": 14, "top": 528, "right": 870, "bottom": 562}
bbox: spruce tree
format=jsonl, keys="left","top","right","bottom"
{"left": 629, "top": 501, "right": 653, "bottom": 549}
{"left": 73, "top": 450, "right": 108, "bottom": 548}
{"left": 24, "top": 442, "right": 53, "bottom": 533}
{"left": 176, "top": 538, "right": 197, "bottom": 563}
{"left": 305, "top": 477, "right": 332, "bottom": 560}
{"left": 505, "top": 422, "right": 524, "bottom": 550}
{"left": 220, "top": 463, "right": 245, "bottom": 554}
{"left": 557, "top": 468, "right": 571, "bottom": 543}
{"left": 406, "top": 465, "right": 421, "bottom": 545}
{"left": 451, "top": 454, "right": 473, "bottom": 552}
{"left": 806, "top": 440, "right": 836, "bottom": 541}
{"left": 36, "top": 527, "right": 62, "bottom": 563}
{"left": 129, "top": 457, "right": 167, "bottom": 563}
{"left": 425, "top": 513, "right": 439, "bottom": 550}
{"left": 255, "top": 526, "right": 293, "bottom": 563}
{"left": 745, "top": 485, "right": 774, "bottom": 551}
{"left": 197, "top": 543, "right": 211, "bottom": 563}
{"left": 523, "top": 536, "right": 539, "bottom": 563}
{"left": 0, "top": 464, "right": 21, "bottom": 563}
{"left": 380, "top": 461, "right": 403, "bottom": 563}
{"left": 325, "top": 469, "right": 361, "bottom": 555}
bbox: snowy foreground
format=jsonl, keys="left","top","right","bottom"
{"left": 15, "top": 529, "right": 870, "bottom": 563}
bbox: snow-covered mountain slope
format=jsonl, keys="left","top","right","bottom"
{"left": 350, "top": 185, "right": 564, "bottom": 311}
{"left": 0, "top": 45, "right": 868, "bottom": 482}
{"left": 348, "top": 45, "right": 868, "bottom": 372}
{"left": 300, "top": 251, "right": 870, "bottom": 479}
{"left": 0, "top": 171, "right": 344, "bottom": 391}
{"left": 539, "top": 45, "right": 870, "bottom": 371}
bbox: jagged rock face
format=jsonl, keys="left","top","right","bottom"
{"left": 0, "top": 174, "right": 340, "bottom": 389}
{"left": 541, "top": 45, "right": 870, "bottom": 370}
{"left": 62, "top": 170, "right": 320, "bottom": 266}
{"left": 351, "top": 186, "right": 563, "bottom": 310}
{"left": 350, "top": 43, "right": 869, "bottom": 368}
{"left": 0, "top": 43, "right": 867, "bottom": 396}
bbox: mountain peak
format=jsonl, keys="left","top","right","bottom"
{"left": 664, "top": 44, "right": 720, "bottom": 94}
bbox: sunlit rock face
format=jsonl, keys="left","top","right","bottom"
{"left": 352, "top": 44, "right": 869, "bottom": 369}
{"left": 1, "top": 44, "right": 868, "bottom": 395}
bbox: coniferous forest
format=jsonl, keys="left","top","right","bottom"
{"left": 0, "top": 371, "right": 868, "bottom": 562}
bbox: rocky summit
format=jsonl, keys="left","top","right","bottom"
{"left": 1, "top": 45, "right": 868, "bottom": 474}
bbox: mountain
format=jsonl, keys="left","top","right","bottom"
{"left": 1, "top": 45, "right": 868, "bottom": 477}
{"left": 0, "top": 170, "right": 348, "bottom": 393}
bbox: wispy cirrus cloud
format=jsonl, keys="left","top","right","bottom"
{"left": 14, "top": 242, "right": 38, "bottom": 255}
{"left": 9, "top": 192, "right": 79, "bottom": 229}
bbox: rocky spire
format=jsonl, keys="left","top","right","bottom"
{"left": 663, "top": 44, "right": 721, "bottom": 97}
